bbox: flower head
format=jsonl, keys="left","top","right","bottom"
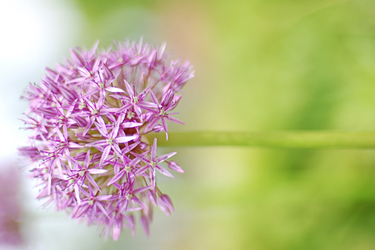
{"left": 19, "top": 39, "right": 194, "bottom": 240}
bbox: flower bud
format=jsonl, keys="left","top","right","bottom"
{"left": 168, "top": 161, "right": 184, "bottom": 173}
{"left": 152, "top": 124, "right": 164, "bottom": 133}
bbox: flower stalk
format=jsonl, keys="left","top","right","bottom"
{"left": 146, "top": 131, "right": 375, "bottom": 149}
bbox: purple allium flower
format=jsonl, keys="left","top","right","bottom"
{"left": 19, "top": 39, "right": 194, "bottom": 240}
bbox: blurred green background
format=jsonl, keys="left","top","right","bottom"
{"left": 7, "top": 0, "right": 375, "bottom": 249}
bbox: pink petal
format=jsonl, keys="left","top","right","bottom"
{"left": 160, "top": 194, "right": 174, "bottom": 212}
{"left": 88, "top": 169, "right": 107, "bottom": 175}
{"left": 107, "top": 170, "right": 126, "bottom": 186}
{"left": 165, "top": 115, "right": 185, "bottom": 125}
{"left": 156, "top": 152, "right": 176, "bottom": 163}
{"left": 156, "top": 165, "right": 174, "bottom": 178}
{"left": 107, "top": 87, "right": 125, "bottom": 93}
{"left": 99, "top": 145, "right": 111, "bottom": 166}
{"left": 133, "top": 186, "right": 150, "bottom": 194}
{"left": 141, "top": 216, "right": 150, "bottom": 237}
{"left": 151, "top": 138, "right": 157, "bottom": 160}
{"left": 168, "top": 161, "right": 184, "bottom": 173}
{"left": 124, "top": 80, "right": 134, "bottom": 97}
{"left": 114, "top": 135, "right": 138, "bottom": 144}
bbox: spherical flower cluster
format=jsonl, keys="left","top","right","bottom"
{"left": 19, "top": 39, "right": 193, "bottom": 240}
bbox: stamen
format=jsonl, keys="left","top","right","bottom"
{"left": 124, "top": 165, "right": 131, "bottom": 172}
{"left": 79, "top": 102, "right": 86, "bottom": 110}
{"left": 126, "top": 193, "right": 133, "bottom": 200}
{"left": 127, "top": 111, "right": 135, "bottom": 120}
{"left": 133, "top": 96, "right": 138, "bottom": 104}
{"left": 107, "top": 138, "right": 113, "bottom": 145}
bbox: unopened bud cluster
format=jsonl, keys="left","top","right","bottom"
{"left": 19, "top": 40, "right": 193, "bottom": 240}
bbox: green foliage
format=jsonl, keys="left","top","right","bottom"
{"left": 73, "top": 0, "right": 156, "bottom": 23}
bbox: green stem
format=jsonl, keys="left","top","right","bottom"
{"left": 145, "top": 131, "right": 375, "bottom": 149}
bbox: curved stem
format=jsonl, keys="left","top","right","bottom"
{"left": 145, "top": 131, "right": 375, "bottom": 149}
